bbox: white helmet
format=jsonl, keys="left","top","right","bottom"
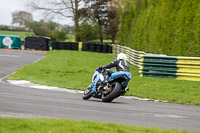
{"left": 117, "top": 53, "right": 127, "bottom": 60}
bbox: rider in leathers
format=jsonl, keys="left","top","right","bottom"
{"left": 88, "top": 53, "right": 130, "bottom": 94}
{"left": 99, "top": 53, "right": 130, "bottom": 93}
{"left": 100, "top": 53, "right": 129, "bottom": 75}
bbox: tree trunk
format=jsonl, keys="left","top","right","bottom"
{"left": 112, "top": 34, "right": 115, "bottom": 44}
{"left": 98, "top": 19, "right": 103, "bottom": 43}
{"left": 75, "top": 0, "right": 80, "bottom": 42}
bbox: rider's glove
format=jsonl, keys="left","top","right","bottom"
{"left": 99, "top": 66, "right": 103, "bottom": 70}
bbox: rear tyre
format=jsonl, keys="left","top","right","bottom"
{"left": 101, "top": 82, "right": 121, "bottom": 102}
{"left": 82, "top": 87, "right": 93, "bottom": 100}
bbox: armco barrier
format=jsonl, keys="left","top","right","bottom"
{"left": 112, "top": 44, "right": 200, "bottom": 81}
{"left": 139, "top": 55, "right": 200, "bottom": 81}
{"left": 112, "top": 44, "right": 146, "bottom": 67}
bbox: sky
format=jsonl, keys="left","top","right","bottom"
{"left": 0, "top": 0, "right": 73, "bottom": 26}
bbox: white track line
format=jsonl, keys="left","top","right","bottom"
{"left": 0, "top": 54, "right": 20, "bottom": 57}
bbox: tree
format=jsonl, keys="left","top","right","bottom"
{"left": 26, "top": 20, "right": 68, "bottom": 41}
{"left": 12, "top": 11, "right": 33, "bottom": 26}
{"left": 48, "top": 30, "right": 68, "bottom": 41}
{"left": 84, "top": 0, "right": 120, "bottom": 43}
{"left": 27, "top": 20, "right": 59, "bottom": 36}
{"left": 27, "top": 0, "right": 85, "bottom": 41}
{"left": 84, "top": 0, "right": 109, "bottom": 43}
{"left": 62, "top": 25, "right": 75, "bottom": 34}
{"left": 105, "top": 0, "right": 120, "bottom": 43}
{"left": 77, "top": 20, "right": 99, "bottom": 42}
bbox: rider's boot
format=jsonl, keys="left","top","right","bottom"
{"left": 125, "top": 87, "right": 129, "bottom": 92}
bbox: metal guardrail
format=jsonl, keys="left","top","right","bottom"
{"left": 112, "top": 44, "right": 146, "bottom": 67}
{"left": 112, "top": 44, "right": 200, "bottom": 81}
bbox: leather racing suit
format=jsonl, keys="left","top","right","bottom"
{"left": 102, "top": 59, "right": 129, "bottom": 75}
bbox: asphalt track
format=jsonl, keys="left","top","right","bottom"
{"left": 0, "top": 49, "right": 200, "bottom": 132}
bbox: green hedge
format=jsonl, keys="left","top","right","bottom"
{"left": 119, "top": 0, "right": 200, "bottom": 57}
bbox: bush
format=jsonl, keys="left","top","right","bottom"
{"left": 48, "top": 30, "right": 67, "bottom": 41}
{"left": 0, "top": 25, "right": 27, "bottom": 32}
{"left": 77, "top": 20, "right": 99, "bottom": 42}
{"left": 119, "top": 0, "right": 200, "bottom": 57}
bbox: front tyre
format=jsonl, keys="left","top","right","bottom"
{"left": 101, "top": 82, "right": 121, "bottom": 102}
{"left": 82, "top": 87, "right": 93, "bottom": 100}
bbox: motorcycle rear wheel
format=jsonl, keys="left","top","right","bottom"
{"left": 101, "top": 82, "right": 121, "bottom": 102}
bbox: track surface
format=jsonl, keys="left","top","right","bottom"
{"left": 0, "top": 49, "right": 200, "bottom": 132}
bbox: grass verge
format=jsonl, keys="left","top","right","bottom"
{"left": 0, "top": 118, "right": 197, "bottom": 133}
{"left": 8, "top": 50, "right": 200, "bottom": 105}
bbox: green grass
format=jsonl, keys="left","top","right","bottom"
{"left": 0, "top": 118, "right": 197, "bottom": 133}
{"left": 8, "top": 50, "right": 200, "bottom": 105}
{"left": 0, "top": 30, "right": 34, "bottom": 40}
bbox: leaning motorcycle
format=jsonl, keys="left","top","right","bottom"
{"left": 82, "top": 68, "right": 132, "bottom": 102}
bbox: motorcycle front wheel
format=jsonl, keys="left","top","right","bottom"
{"left": 82, "top": 87, "right": 93, "bottom": 100}
{"left": 101, "top": 82, "right": 121, "bottom": 102}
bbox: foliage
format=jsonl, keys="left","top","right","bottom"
{"left": 27, "top": 20, "right": 59, "bottom": 36}
{"left": 118, "top": 0, "right": 200, "bottom": 57}
{"left": 48, "top": 30, "right": 68, "bottom": 41}
{"left": 77, "top": 20, "right": 99, "bottom": 42}
{"left": 84, "top": 0, "right": 109, "bottom": 42}
{"left": 8, "top": 51, "right": 200, "bottom": 105}
{"left": 105, "top": 0, "right": 120, "bottom": 43}
{"left": 62, "top": 25, "right": 75, "bottom": 34}
{"left": 28, "top": 0, "right": 84, "bottom": 41}
{"left": 25, "top": 0, "right": 119, "bottom": 42}
{"left": 26, "top": 20, "right": 68, "bottom": 41}
{"left": 84, "top": 0, "right": 120, "bottom": 43}
{"left": 12, "top": 11, "right": 33, "bottom": 26}
{"left": 0, "top": 25, "right": 28, "bottom": 32}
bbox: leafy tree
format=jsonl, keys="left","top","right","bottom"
{"left": 84, "top": 0, "right": 109, "bottom": 42}
{"left": 105, "top": 0, "right": 120, "bottom": 43}
{"left": 26, "top": 20, "right": 68, "bottom": 41}
{"left": 48, "top": 30, "right": 68, "bottom": 41}
{"left": 84, "top": 0, "right": 120, "bottom": 43}
{"left": 62, "top": 25, "right": 75, "bottom": 34}
{"left": 28, "top": 0, "right": 85, "bottom": 41}
{"left": 27, "top": 20, "right": 51, "bottom": 36}
{"left": 77, "top": 20, "right": 99, "bottom": 42}
{"left": 12, "top": 11, "right": 33, "bottom": 26}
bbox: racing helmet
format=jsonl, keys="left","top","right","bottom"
{"left": 117, "top": 53, "right": 127, "bottom": 60}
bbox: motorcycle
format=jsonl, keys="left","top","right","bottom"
{"left": 82, "top": 68, "right": 132, "bottom": 102}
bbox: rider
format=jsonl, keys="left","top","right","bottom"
{"left": 89, "top": 53, "right": 130, "bottom": 94}
{"left": 99, "top": 53, "right": 130, "bottom": 93}
{"left": 99, "top": 53, "right": 129, "bottom": 75}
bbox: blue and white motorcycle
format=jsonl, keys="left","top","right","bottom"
{"left": 82, "top": 68, "right": 132, "bottom": 102}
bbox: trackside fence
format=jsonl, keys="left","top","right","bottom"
{"left": 112, "top": 44, "right": 146, "bottom": 67}
{"left": 112, "top": 44, "right": 200, "bottom": 81}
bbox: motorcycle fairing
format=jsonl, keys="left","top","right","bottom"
{"left": 91, "top": 70, "right": 104, "bottom": 92}
{"left": 109, "top": 71, "right": 132, "bottom": 87}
